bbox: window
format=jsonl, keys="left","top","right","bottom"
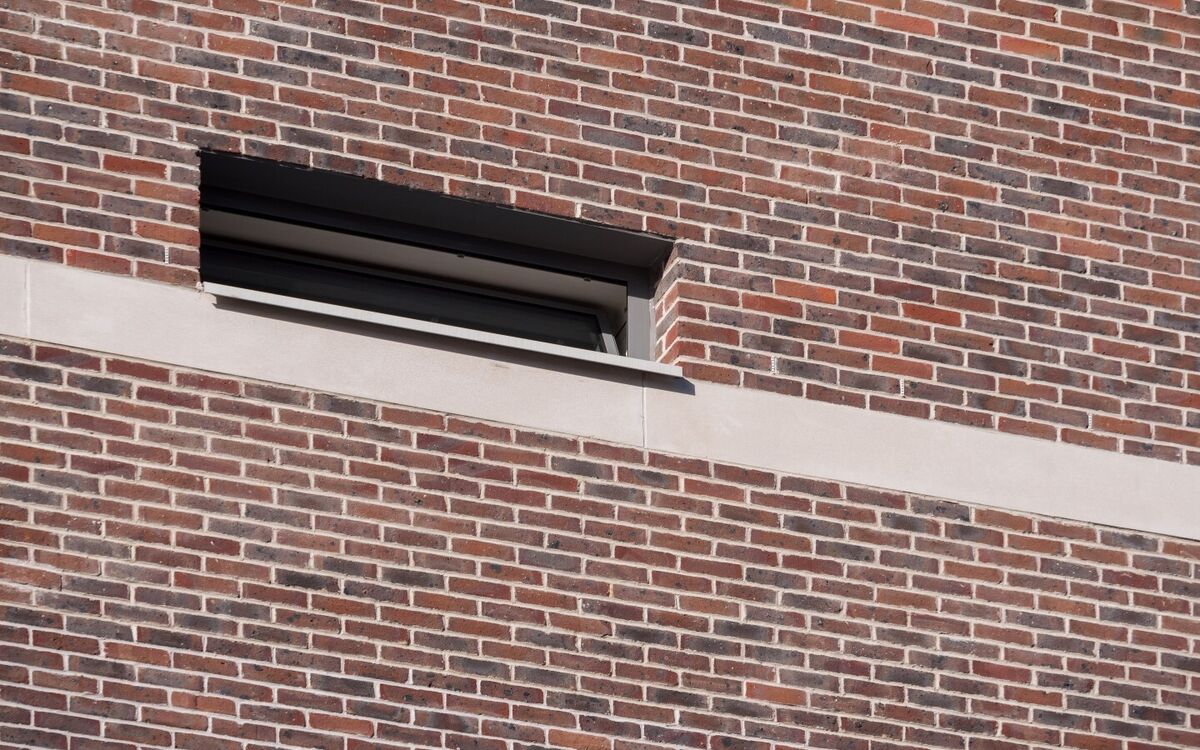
{"left": 198, "top": 152, "right": 678, "bottom": 376}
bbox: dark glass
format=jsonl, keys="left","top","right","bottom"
{"left": 202, "top": 243, "right": 609, "bottom": 352}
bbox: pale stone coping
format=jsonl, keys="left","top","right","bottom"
{"left": 1, "top": 255, "right": 1196, "bottom": 540}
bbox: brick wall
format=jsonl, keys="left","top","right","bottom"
{"left": 1, "top": 337, "right": 1200, "bottom": 750}
{"left": 2, "top": 0, "right": 1199, "bottom": 461}
{"left": 0, "top": 338, "right": 1195, "bottom": 748}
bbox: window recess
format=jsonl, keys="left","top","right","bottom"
{"left": 199, "top": 152, "right": 680, "bottom": 377}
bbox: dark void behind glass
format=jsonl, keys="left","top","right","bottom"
{"left": 203, "top": 243, "right": 610, "bottom": 353}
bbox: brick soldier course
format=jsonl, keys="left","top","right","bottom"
{"left": 1, "top": 0, "right": 1199, "bottom": 749}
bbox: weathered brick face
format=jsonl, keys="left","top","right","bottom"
{"left": 1, "top": 338, "right": 1199, "bottom": 750}
{"left": 2, "top": 0, "right": 1199, "bottom": 461}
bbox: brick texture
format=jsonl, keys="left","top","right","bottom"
{"left": 0, "top": 337, "right": 1199, "bottom": 750}
{"left": 2, "top": 0, "right": 1200, "bottom": 460}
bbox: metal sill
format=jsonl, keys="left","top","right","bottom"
{"left": 203, "top": 283, "right": 684, "bottom": 379}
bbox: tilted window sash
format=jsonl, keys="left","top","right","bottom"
{"left": 198, "top": 152, "right": 677, "bottom": 373}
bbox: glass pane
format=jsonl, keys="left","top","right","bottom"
{"left": 203, "top": 244, "right": 610, "bottom": 353}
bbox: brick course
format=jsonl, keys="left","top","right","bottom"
{"left": 2, "top": 0, "right": 1200, "bottom": 461}
{"left": 0, "top": 337, "right": 1199, "bottom": 750}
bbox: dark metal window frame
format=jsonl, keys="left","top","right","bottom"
{"left": 199, "top": 152, "right": 673, "bottom": 362}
